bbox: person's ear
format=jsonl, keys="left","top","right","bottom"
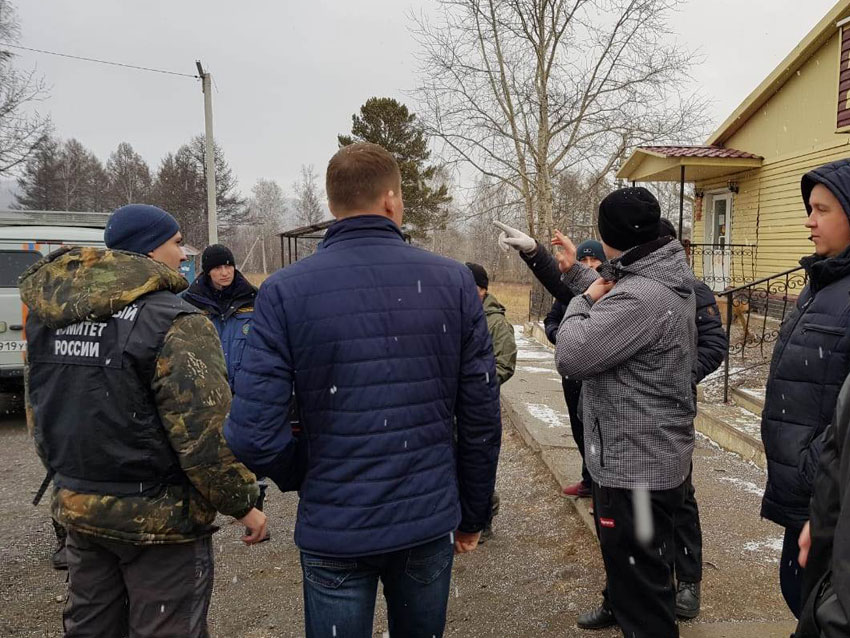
{"left": 381, "top": 190, "right": 398, "bottom": 218}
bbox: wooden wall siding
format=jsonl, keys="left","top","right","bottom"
{"left": 693, "top": 141, "right": 850, "bottom": 283}
{"left": 724, "top": 31, "right": 843, "bottom": 161}
{"left": 839, "top": 26, "right": 850, "bottom": 129}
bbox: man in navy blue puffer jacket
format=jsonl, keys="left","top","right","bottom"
{"left": 224, "top": 142, "right": 501, "bottom": 638}
{"left": 761, "top": 158, "right": 850, "bottom": 618}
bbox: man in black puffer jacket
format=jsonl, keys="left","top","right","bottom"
{"left": 760, "top": 158, "right": 850, "bottom": 619}
{"left": 794, "top": 371, "right": 850, "bottom": 637}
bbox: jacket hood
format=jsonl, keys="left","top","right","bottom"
{"left": 19, "top": 246, "right": 188, "bottom": 328}
{"left": 600, "top": 236, "right": 696, "bottom": 298}
{"left": 482, "top": 293, "right": 506, "bottom": 317}
{"left": 802, "top": 158, "right": 850, "bottom": 218}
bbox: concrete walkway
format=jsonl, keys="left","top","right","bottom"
{"left": 502, "top": 327, "right": 796, "bottom": 637}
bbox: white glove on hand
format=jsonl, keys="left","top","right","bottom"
{"left": 494, "top": 221, "right": 537, "bottom": 254}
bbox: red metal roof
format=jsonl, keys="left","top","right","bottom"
{"left": 639, "top": 146, "right": 762, "bottom": 160}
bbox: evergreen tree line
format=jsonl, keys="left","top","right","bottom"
{"left": 13, "top": 135, "right": 245, "bottom": 251}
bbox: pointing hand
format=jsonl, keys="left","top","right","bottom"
{"left": 494, "top": 221, "right": 537, "bottom": 254}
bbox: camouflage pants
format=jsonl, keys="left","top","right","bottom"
{"left": 63, "top": 531, "right": 213, "bottom": 638}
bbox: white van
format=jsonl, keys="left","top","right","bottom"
{"left": 0, "top": 219, "right": 106, "bottom": 391}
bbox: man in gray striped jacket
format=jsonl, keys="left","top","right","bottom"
{"left": 554, "top": 187, "right": 697, "bottom": 638}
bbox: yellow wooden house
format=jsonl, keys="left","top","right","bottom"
{"left": 618, "top": 0, "right": 850, "bottom": 290}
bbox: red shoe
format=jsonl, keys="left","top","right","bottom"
{"left": 561, "top": 481, "right": 592, "bottom": 498}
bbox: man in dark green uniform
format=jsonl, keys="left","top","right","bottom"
{"left": 466, "top": 262, "right": 516, "bottom": 541}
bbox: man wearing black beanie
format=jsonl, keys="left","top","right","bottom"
{"left": 552, "top": 187, "right": 698, "bottom": 638}
{"left": 185, "top": 243, "right": 257, "bottom": 390}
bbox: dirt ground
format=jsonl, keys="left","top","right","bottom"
{"left": 0, "top": 394, "right": 617, "bottom": 638}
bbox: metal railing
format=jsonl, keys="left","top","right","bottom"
{"left": 716, "top": 266, "right": 808, "bottom": 402}
{"left": 687, "top": 243, "right": 757, "bottom": 288}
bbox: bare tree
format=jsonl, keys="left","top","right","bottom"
{"left": 244, "top": 178, "right": 287, "bottom": 273}
{"left": 0, "top": 0, "right": 50, "bottom": 176}
{"left": 414, "top": 0, "right": 706, "bottom": 240}
{"left": 292, "top": 165, "right": 326, "bottom": 226}
{"left": 105, "top": 142, "right": 152, "bottom": 208}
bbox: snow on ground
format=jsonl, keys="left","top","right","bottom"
{"left": 718, "top": 476, "right": 765, "bottom": 498}
{"left": 743, "top": 537, "right": 784, "bottom": 558}
{"left": 518, "top": 365, "right": 556, "bottom": 374}
{"left": 517, "top": 350, "right": 554, "bottom": 361}
{"left": 525, "top": 403, "right": 569, "bottom": 428}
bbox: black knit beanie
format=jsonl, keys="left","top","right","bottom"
{"left": 202, "top": 244, "right": 235, "bottom": 275}
{"left": 597, "top": 187, "right": 661, "bottom": 251}
{"left": 465, "top": 262, "right": 489, "bottom": 289}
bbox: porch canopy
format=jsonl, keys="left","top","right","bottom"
{"left": 616, "top": 145, "right": 763, "bottom": 237}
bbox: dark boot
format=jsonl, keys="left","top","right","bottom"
{"left": 675, "top": 581, "right": 701, "bottom": 619}
{"left": 51, "top": 519, "right": 68, "bottom": 571}
{"left": 577, "top": 602, "right": 617, "bottom": 630}
{"left": 478, "top": 521, "right": 493, "bottom": 544}
{"left": 478, "top": 490, "right": 499, "bottom": 544}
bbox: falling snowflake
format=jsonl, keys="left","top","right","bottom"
{"left": 330, "top": 386, "right": 337, "bottom": 394}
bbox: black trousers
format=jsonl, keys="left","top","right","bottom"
{"left": 64, "top": 530, "right": 214, "bottom": 638}
{"left": 561, "top": 378, "right": 591, "bottom": 486}
{"left": 595, "top": 481, "right": 687, "bottom": 638}
{"left": 781, "top": 524, "right": 805, "bottom": 618}
{"left": 673, "top": 467, "right": 703, "bottom": 583}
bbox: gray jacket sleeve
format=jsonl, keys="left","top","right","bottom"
{"left": 560, "top": 262, "right": 602, "bottom": 296}
{"left": 555, "top": 288, "right": 658, "bottom": 380}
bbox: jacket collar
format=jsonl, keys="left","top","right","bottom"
{"left": 801, "top": 243, "right": 850, "bottom": 292}
{"left": 320, "top": 215, "right": 405, "bottom": 249}
{"left": 185, "top": 270, "right": 256, "bottom": 317}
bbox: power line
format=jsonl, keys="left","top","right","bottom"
{"left": 0, "top": 42, "right": 199, "bottom": 79}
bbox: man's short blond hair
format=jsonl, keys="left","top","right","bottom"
{"left": 326, "top": 142, "right": 401, "bottom": 213}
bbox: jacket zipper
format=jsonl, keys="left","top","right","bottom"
{"left": 595, "top": 418, "right": 605, "bottom": 468}
{"left": 801, "top": 323, "right": 844, "bottom": 337}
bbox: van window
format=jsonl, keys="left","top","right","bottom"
{"left": 0, "top": 250, "right": 40, "bottom": 287}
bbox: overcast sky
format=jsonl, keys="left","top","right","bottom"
{"left": 12, "top": 0, "right": 840, "bottom": 200}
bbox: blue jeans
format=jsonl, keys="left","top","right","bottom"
{"left": 300, "top": 534, "right": 455, "bottom": 638}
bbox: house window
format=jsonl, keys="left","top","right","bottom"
{"left": 837, "top": 20, "right": 850, "bottom": 130}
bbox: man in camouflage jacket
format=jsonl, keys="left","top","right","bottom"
{"left": 20, "top": 204, "right": 265, "bottom": 638}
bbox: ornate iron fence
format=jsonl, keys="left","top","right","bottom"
{"left": 687, "top": 243, "right": 757, "bottom": 288}
{"left": 715, "top": 266, "right": 808, "bottom": 402}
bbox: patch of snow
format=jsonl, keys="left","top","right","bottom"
{"left": 718, "top": 476, "right": 764, "bottom": 497}
{"left": 517, "top": 350, "right": 554, "bottom": 361}
{"left": 525, "top": 403, "right": 569, "bottom": 428}
{"left": 743, "top": 537, "right": 783, "bottom": 555}
{"left": 518, "top": 365, "right": 556, "bottom": 374}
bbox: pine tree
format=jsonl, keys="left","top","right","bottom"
{"left": 338, "top": 97, "right": 451, "bottom": 239}
{"left": 14, "top": 137, "right": 107, "bottom": 211}
{"left": 151, "top": 136, "right": 244, "bottom": 248}
{"left": 14, "top": 135, "right": 61, "bottom": 210}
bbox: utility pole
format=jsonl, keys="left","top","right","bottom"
{"left": 196, "top": 60, "right": 217, "bottom": 245}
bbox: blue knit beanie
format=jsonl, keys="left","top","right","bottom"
{"left": 104, "top": 204, "right": 180, "bottom": 255}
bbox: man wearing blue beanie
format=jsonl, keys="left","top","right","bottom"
{"left": 21, "top": 203, "right": 266, "bottom": 636}
{"left": 104, "top": 204, "right": 186, "bottom": 269}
